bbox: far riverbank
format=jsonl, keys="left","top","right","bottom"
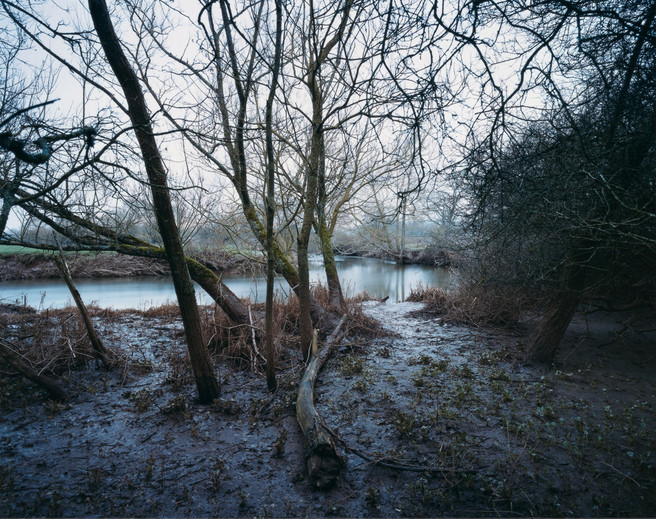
{"left": 0, "top": 245, "right": 454, "bottom": 282}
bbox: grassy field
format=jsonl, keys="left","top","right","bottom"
{"left": 0, "top": 245, "right": 42, "bottom": 256}
{"left": 0, "top": 246, "right": 109, "bottom": 257}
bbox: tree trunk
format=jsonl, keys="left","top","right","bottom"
{"left": 238, "top": 203, "right": 340, "bottom": 335}
{"left": 115, "top": 244, "right": 250, "bottom": 326}
{"left": 316, "top": 219, "right": 345, "bottom": 309}
{"left": 14, "top": 197, "right": 252, "bottom": 328}
{"left": 264, "top": 0, "right": 283, "bottom": 392}
{"left": 89, "top": 0, "right": 219, "bottom": 402}
{"left": 525, "top": 289, "right": 581, "bottom": 364}
{"left": 296, "top": 317, "right": 347, "bottom": 489}
{"left": 0, "top": 170, "right": 20, "bottom": 239}
{"left": 525, "top": 237, "right": 590, "bottom": 365}
{"left": 298, "top": 45, "right": 324, "bottom": 357}
{"left": 0, "top": 339, "right": 67, "bottom": 401}
{"left": 54, "top": 254, "right": 110, "bottom": 368}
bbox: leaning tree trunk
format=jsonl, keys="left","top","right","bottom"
{"left": 114, "top": 244, "right": 250, "bottom": 326}
{"left": 298, "top": 42, "right": 326, "bottom": 356}
{"left": 315, "top": 208, "right": 345, "bottom": 310}
{"left": 15, "top": 197, "right": 252, "bottom": 329}
{"left": 54, "top": 254, "right": 111, "bottom": 368}
{"left": 525, "top": 288, "right": 581, "bottom": 364}
{"left": 238, "top": 204, "right": 341, "bottom": 335}
{"left": 526, "top": 242, "right": 588, "bottom": 364}
{"left": 89, "top": 0, "right": 219, "bottom": 402}
{"left": 296, "top": 317, "right": 347, "bottom": 489}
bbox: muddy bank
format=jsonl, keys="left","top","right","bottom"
{"left": 1, "top": 302, "right": 655, "bottom": 517}
{"left": 0, "top": 250, "right": 260, "bottom": 282}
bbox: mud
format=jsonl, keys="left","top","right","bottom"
{"left": 1, "top": 302, "right": 655, "bottom": 517}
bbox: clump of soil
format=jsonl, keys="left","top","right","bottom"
{"left": 1, "top": 302, "right": 655, "bottom": 517}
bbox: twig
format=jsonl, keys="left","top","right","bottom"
{"left": 247, "top": 305, "right": 265, "bottom": 369}
{"left": 601, "top": 461, "right": 644, "bottom": 488}
{"left": 600, "top": 461, "right": 643, "bottom": 488}
{"left": 328, "top": 429, "right": 475, "bottom": 475}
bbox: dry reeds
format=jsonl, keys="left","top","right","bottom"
{"left": 199, "top": 283, "right": 384, "bottom": 373}
{"left": 0, "top": 306, "right": 106, "bottom": 381}
{"left": 407, "top": 284, "right": 530, "bottom": 327}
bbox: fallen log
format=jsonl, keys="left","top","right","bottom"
{"left": 296, "top": 315, "right": 347, "bottom": 489}
{"left": 0, "top": 338, "right": 67, "bottom": 401}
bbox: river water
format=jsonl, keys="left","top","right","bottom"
{"left": 0, "top": 255, "right": 450, "bottom": 310}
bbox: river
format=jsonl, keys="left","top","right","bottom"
{"left": 0, "top": 255, "right": 450, "bottom": 310}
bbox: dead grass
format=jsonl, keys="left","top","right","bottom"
{"left": 139, "top": 304, "right": 182, "bottom": 319}
{"left": 0, "top": 305, "right": 125, "bottom": 406}
{"left": 1, "top": 283, "right": 384, "bottom": 401}
{"left": 201, "top": 284, "right": 384, "bottom": 372}
{"left": 407, "top": 284, "right": 532, "bottom": 328}
{"left": 0, "top": 307, "right": 101, "bottom": 376}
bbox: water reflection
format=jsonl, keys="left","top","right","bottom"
{"left": 0, "top": 255, "right": 450, "bottom": 309}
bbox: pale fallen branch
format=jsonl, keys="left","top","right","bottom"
{"left": 296, "top": 315, "right": 347, "bottom": 489}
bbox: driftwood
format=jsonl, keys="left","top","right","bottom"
{"left": 296, "top": 315, "right": 347, "bottom": 489}
{"left": 0, "top": 338, "right": 67, "bottom": 401}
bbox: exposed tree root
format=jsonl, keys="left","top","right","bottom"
{"left": 335, "top": 437, "right": 476, "bottom": 475}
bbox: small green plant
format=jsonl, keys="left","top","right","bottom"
{"left": 87, "top": 467, "right": 106, "bottom": 491}
{"left": 127, "top": 388, "right": 155, "bottom": 414}
{"left": 489, "top": 380, "right": 506, "bottom": 394}
{"left": 0, "top": 463, "right": 14, "bottom": 493}
{"left": 144, "top": 453, "right": 156, "bottom": 481}
{"left": 46, "top": 489, "right": 64, "bottom": 517}
{"left": 44, "top": 400, "right": 70, "bottom": 417}
{"left": 392, "top": 411, "right": 417, "bottom": 438}
{"left": 272, "top": 427, "right": 287, "bottom": 458}
{"left": 385, "top": 374, "right": 398, "bottom": 385}
{"left": 410, "top": 353, "right": 432, "bottom": 366}
{"left": 209, "top": 457, "right": 225, "bottom": 492}
{"left": 340, "top": 354, "right": 364, "bottom": 376}
{"left": 214, "top": 398, "right": 242, "bottom": 415}
{"left": 365, "top": 486, "right": 380, "bottom": 508}
{"left": 161, "top": 395, "right": 190, "bottom": 418}
{"left": 239, "top": 489, "right": 249, "bottom": 508}
{"left": 454, "top": 381, "right": 475, "bottom": 405}
{"left": 454, "top": 364, "right": 475, "bottom": 379}
{"left": 490, "top": 369, "right": 511, "bottom": 382}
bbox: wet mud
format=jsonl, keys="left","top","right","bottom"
{"left": 1, "top": 302, "right": 655, "bottom": 517}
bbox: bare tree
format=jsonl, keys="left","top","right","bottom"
{"left": 87, "top": 0, "right": 220, "bottom": 402}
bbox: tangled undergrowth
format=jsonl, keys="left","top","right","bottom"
{"left": 0, "top": 284, "right": 382, "bottom": 404}
{"left": 407, "top": 284, "right": 533, "bottom": 327}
